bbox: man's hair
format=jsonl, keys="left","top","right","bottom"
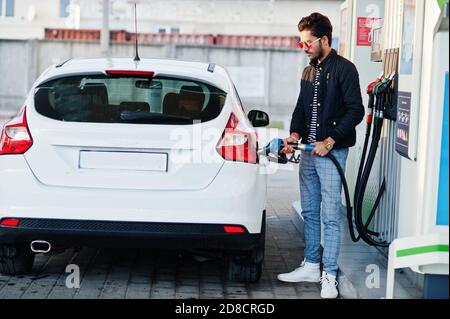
{"left": 298, "top": 12, "right": 333, "bottom": 46}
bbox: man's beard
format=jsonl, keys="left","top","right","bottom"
{"left": 309, "top": 43, "right": 325, "bottom": 64}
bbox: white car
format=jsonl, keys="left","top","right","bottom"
{"left": 0, "top": 58, "right": 269, "bottom": 282}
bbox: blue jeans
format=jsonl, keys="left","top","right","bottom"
{"left": 299, "top": 148, "right": 349, "bottom": 276}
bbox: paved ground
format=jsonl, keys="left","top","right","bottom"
{"left": 336, "top": 213, "right": 423, "bottom": 299}
{"left": 0, "top": 165, "right": 329, "bottom": 299}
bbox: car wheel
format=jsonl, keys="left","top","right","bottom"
{"left": 227, "top": 212, "right": 265, "bottom": 283}
{"left": 228, "top": 257, "right": 262, "bottom": 283}
{"left": 0, "top": 245, "right": 35, "bottom": 276}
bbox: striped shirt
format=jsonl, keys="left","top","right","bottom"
{"left": 307, "top": 65, "right": 322, "bottom": 143}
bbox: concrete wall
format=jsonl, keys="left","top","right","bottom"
{"left": 0, "top": 39, "right": 308, "bottom": 122}
{"left": 0, "top": 40, "right": 38, "bottom": 112}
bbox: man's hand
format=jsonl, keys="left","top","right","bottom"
{"left": 312, "top": 137, "right": 335, "bottom": 157}
{"left": 281, "top": 133, "right": 300, "bottom": 154}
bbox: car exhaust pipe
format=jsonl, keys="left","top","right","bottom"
{"left": 30, "top": 240, "right": 51, "bottom": 253}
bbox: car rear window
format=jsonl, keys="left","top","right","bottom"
{"left": 34, "top": 74, "right": 227, "bottom": 125}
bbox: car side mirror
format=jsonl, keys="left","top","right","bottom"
{"left": 248, "top": 110, "right": 270, "bottom": 127}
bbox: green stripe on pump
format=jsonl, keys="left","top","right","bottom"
{"left": 397, "top": 245, "right": 449, "bottom": 257}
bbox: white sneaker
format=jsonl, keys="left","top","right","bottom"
{"left": 277, "top": 260, "right": 321, "bottom": 283}
{"left": 320, "top": 271, "right": 339, "bottom": 299}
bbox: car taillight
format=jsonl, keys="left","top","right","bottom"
{"left": 105, "top": 70, "right": 154, "bottom": 77}
{"left": 0, "top": 107, "right": 33, "bottom": 155}
{"left": 216, "top": 113, "right": 257, "bottom": 164}
{"left": 0, "top": 218, "right": 20, "bottom": 227}
{"left": 224, "top": 226, "right": 245, "bottom": 234}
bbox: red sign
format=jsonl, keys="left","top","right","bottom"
{"left": 357, "top": 17, "right": 381, "bottom": 46}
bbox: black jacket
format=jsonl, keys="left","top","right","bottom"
{"left": 290, "top": 49, "right": 365, "bottom": 149}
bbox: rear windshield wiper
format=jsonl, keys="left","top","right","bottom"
{"left": 120, "top": 111, "right": 194, "bottom": 124}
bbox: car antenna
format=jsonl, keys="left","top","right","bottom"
{"left": 133, "top": 2, "right": 140, "bottom": 62}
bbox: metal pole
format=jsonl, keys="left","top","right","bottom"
{"left": 101, "top": 0, "right": 110, "bottom": 56}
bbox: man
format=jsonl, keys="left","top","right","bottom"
{"left": 178, "top": 87, "right": 205, "bottom": 119}
{"left": 179, "top": 92, "right": 202, "bottom": 117}
{"left": 277, "top": 12, "right": 364, "bottom": 299}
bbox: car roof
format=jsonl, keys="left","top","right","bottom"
{"left": 34, "top": 58, "right": 231, "bottom": 92}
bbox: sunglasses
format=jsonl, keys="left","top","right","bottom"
{"left": 297, "top": 37, "right": 322, "bottom": 49}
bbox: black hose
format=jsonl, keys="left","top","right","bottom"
{"left": 321, "top": 151, "right": 383, "bottom": 241}
{"left": 352, "top": 116, "right": 373, "bottom": 240}
{"left": 354, "top": 123, "right": 372, "bottom": 201}
{"left": 356, "top": 113, "right": 383, "bottom": 238}
{"left": 355, "top": 94, "right": 375, "bottom": 196}
{"left": 364, "top": 178, "right": 386, "bottom": 236}
{"left": 357, "top": 114, "right": 387, "bottom": 239}
{"left": 326, "top": 152, "right": 360, "bottom": 242}
{"left": 353, "top": 98, "right": 389, "bottom": 247}
{"left": 286, "top": 142, "right": 360, "bottom": 242}
{"left": 351, "top": 86, "right": 391, "bottom": 246}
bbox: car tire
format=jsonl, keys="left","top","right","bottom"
{"left": 228, "top": 257, "right": 262, "bottom": 283}
{"left": 0, "top": 245, "right": 35, "bottom": 276}
{"left": 227, "top": 211, "right": 265, "bottom": 283}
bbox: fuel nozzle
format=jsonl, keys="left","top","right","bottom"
{"left": 367, "top": 73, "right": 383, "bottom": 109}
{"left": 259, "top": 138, "right": 283, "bottom": 156}
{"left": 374, "top": 77, "right": 393, "bottom": 95}
{"left": 258, "top": 138, "right": 288, "bottom": 163}
{"left": 259, "top": 139, "right": 317, "bottom": 164}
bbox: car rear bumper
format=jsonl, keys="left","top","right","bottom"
{"left": 0, "top": 218, "right": 263, "bottom": 251}
{"left": 0, "top": 156, "right": 267, "bottom": 234}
